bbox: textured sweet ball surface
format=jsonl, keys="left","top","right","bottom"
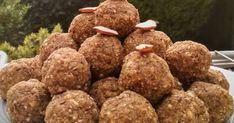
{"left": 78, "top": 34, "right": 123, "bottom": 80}
{"left": 189, "top": 81, "right": 234, "bottom": 123}
{"left": 42, "top": 48, "right": 91, "bottom": 95}
{"left": 40, "top": 33, "right": 77, "bottom": 62}
{"left": 68, "top": 13, "right": 95, "bottom": 46}
{"left": 95, "top": 0, "right": 140, "bottom": 39}
{"left": 0, "top": 56, "right": 42, "bottom": 100}
{"left": 45, "top": 90, "right": 99, "bottom": 123}
{"left": 156, "top": 90, "right": 209, "bottom": 123}
{"left": 118, "top": 51, "right": 174, "bottom": 103}
{"left": 201, "top": 69, "right": 229, "bottom": 90}
{"left": 89, "top": 77, "right": 123, "bottom": 107}
{"left": 7, "top": 79, "right": 51, "bottom": 123}
{"left": 166, "top": 41, "right": 211, "bottom": 83}
{"left": 124, "top": 30, "right": 172, "bottom": 58}
{"left": 99, "top": 91, "right": 158, "bottom": 123}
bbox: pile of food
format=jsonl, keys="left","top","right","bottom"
{"left": 0, "top": 0, "right": 233, "bottom": 123}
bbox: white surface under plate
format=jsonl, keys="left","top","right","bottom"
{"left": 0, "top": 66, "right": 233, "bottom": 123}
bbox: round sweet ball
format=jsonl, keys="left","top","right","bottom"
{"left": 89, "top": 77, "right": 123, "bottom": 107}
{"left": 0, "top": 57, "right": 42, "bottom": 100}
{"left": 78, "top": 34, "right": 123, "bottom": 80}
{"left": 189, "top": 81, "right": 233, "bottom": 123}
{"left": 68, "top": 12, "right": 96, "bottom": 46}
{"left": 99, "top": 91, "right": 158, "bottom": 123}
{"left": 45, "top": 90, "right": 99, "bottom": 123}
{"left": 40, "top": 33, "right": 77, "bottom": 62}
{"left": 157, "top": 90, "right": 209, "bottom": 123}
{"left": 124, "top": 30, "right": 173, "bottom": 58}
{"left": 202, "top": 69, "right": 229, "bottom": 90}
{"left": 7, "top": 79, "right": 51, "bottom": 123}
{"left": 166, "top": 41, "right": 211, "bottom": 82}
{"left": 95, "top": 0, "right": 140, "bottom": 39}
{"left": 118, "top": 51, "right": 174, "bottom": 103}
{"left": 42, "top": 48, "right": 91, "bottom": 95}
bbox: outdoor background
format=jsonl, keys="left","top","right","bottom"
{"left": 0, "top": 0, "right": 234, "bottom": 60}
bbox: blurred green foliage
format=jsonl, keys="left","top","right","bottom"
{"left": 0, "top": 0, "right": 28, "bottom": 45}
{"left": 20, "top": 0, "right": 99, "bottom": 38}
{"left": 0, "top": 24, "right": 62, "bottom": 61}
{"left": 130, "top": 0, "right": 215, "bottom": 41}
{"left": 197, "top": 0, "right": 234, "bottom": 50}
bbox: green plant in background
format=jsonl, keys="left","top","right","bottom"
{"left": 20, "top": 0, "right": 99, "bottom": 37}
{"left": 0, "top": 24, "right": 63, "bottom": 61}
{"left": 0, "top": 0, "right": 28, "bottom": 45}
{"left": 1, "top": 0, "right": 99, "bottom": 45}
{"left": 130, "top": 0, "right": 215, "bottom": 41}
{"left": 0, "top": 42, "right": 16, "bottom": 59}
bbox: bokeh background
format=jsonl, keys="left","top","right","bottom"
{"left": 0, "top": 0, "right": 233, "bottom": 60}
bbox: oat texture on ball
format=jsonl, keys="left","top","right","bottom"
{"left": 42, "top": 48, "right": 91, "bottom": 95}
{"left": 99, "top": 91, "right": 158, "bottom": 123}
{"left": 124, "top": 20, "right": 172, "bottom": 58}
{"left": 166, "top": 41, "right": 212, "bottom": 83}
{"left": 201, "top": 69, "right": 230, "bottom": 90}
{"left": 45, "top": 90, "right": 99, "bottom": 123}
{"left": 78, "top": 26, "right": 123, "bottom": 80}
{"left": 156, "top": 90, "right": 209, "bottom": 123}
{"left": 40, "top": 33, "right": 77, "bottom": 62}
{"left": 95, "top": 0, "right": 140, "bottom": 39}
{"left": 68, "top": 7, "right": 97, "bottom": 46}
{"left": 7, "top": 79, "right": 51, "bottom": 123}
{"left": 0, "top": 56, "right": 42, "bottom": 100}
{"left": 118, "top": 45, "right": 174, "bottom": 103}
{"left": 189, "top": 81, "right": 234, "bottom": 123}
{"left": 89, "top": 77, "right": 123, "bottom": 107}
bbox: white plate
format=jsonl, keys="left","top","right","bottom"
{"left": 0, "top": 66, "right": 233, "bottom": 123}
{"left": 0, "top": 51, "right": 8, "bottom": 70}
{"left": 0, "top": 98, "right": 10, "bottom": 123}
